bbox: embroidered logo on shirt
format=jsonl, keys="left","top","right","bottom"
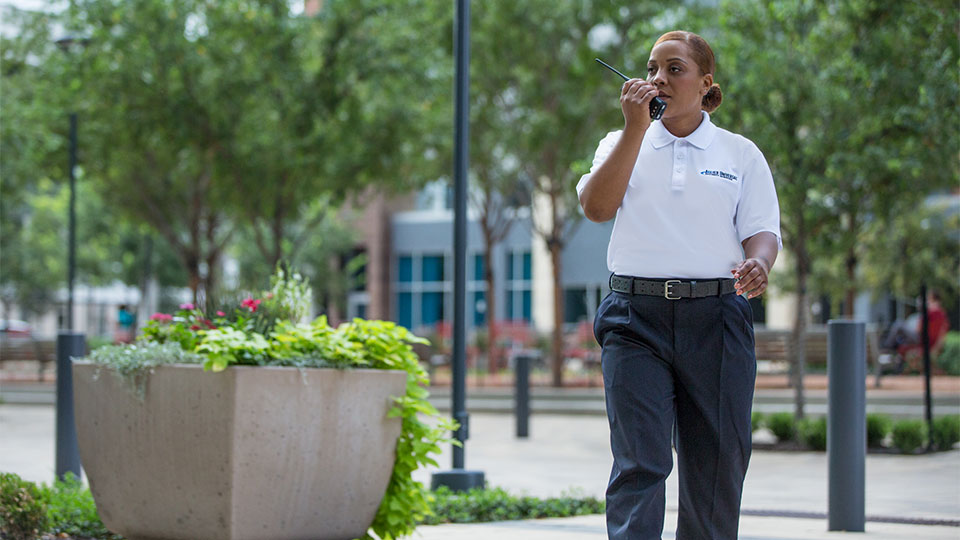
{"left": 700, "top": 169, "right": 738, "bottom": 182}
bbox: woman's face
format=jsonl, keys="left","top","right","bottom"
{"left": 646, "top": 40, "right": 712, "bottom": 120}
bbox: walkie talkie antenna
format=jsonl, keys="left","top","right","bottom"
{"left": 595, "top": 58, "right": 629, "bottom": 81}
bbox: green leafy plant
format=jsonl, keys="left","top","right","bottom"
{"left": 87, "top": 265, "right": 455, "bottom": 540}
{"left": 751, "top": 411, "right": 765, "bottom": 433}
{"left": 931, "top": 415, "right": 960, "bottom": 451}
{"left": 38, "top": 473, "right": 120, "bottom": 539}
{"left": 892, "top": 419, "right": 928, "bottom": 454}
{"left": 866, "top": 414, "right": 893, "bottom": 448}
{"left": 0, "top": 472, "right": 48, "bottom": 539}
{"left": 798, "top": 417, "right": 827, "bottom": 451}
{"left": 767, "top": 412, "right": 797, "bottom": 443}
{"left": 936, "top": 332, "right": 960, "bottom": 376}
{"left": 84, "top": 341, "right": 204, "bottom": 399}
{"left": 422, "top": 486, "right": 604, "bottom": 525}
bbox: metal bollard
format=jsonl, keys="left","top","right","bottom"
{"left": 515, "top": 353, "right": 530, "bottom": 438}
{"left": 56, "top": 331, "right": 85, "bottom": 481}
{"left": 827, "top": 320, "right": 866, "bottom": 532}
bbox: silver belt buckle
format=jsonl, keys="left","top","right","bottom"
{"left": 664, "top": 279, "right": 681, "bottom": 300}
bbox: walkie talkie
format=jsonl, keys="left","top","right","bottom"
{"left": 595, "top": 58, "right": 667, "bottom": 121}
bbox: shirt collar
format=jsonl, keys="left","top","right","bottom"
{"left": 648, "top": 111, "right": 717, "bottom": 150}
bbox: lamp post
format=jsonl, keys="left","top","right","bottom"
{"left": 54, "top": 36, "right": 88, "bottom": 330}
{"left": 430, "top": 0, "right": 484, "bottom": 492}
{"left": 53, "top": 34, "right": 89, "bottom": 482}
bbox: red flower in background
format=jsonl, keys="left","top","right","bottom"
{"left": 216, "top": 311, "right": 226, "bottom": 317}
{"left": 149, "top": 313, "right": 173, "bottom": 322}
{"left": 241, "top": 298, "right": 261, "bottom": 312}
{"left": 179, "top": 303, "right": 195, "bottom": 310}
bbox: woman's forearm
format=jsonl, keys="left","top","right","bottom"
{"left": 578, "top": 125, "right": 647, "bottom": 222}
{"left": 741, "top": 231, "right": 779, "bottom": 272}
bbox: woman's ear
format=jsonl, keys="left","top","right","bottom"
{"left": 701, "top": 73, "right": 714, "bottom": 96}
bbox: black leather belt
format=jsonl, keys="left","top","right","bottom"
{"left": 609, "top": 274, "right": 737, "bottom": 300}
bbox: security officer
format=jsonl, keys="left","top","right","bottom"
{"left": 577, "top": 31, "right": 781, "bottom": 539}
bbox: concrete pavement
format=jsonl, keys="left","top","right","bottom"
{"left": 2, "top": 404, "right": 958, "bottom": 539}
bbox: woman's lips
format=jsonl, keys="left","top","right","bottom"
{"left": 658, "top": 92, "right": 670, "bottom": 98}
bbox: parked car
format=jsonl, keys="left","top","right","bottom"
{"left": 0, "top": 319, "right": 32, "bottom": 336}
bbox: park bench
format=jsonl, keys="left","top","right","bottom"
{"left": 753, "top": 325, "right": 880, "bottom": 373}
{"left": 0, "top": 336, "right": 58, "bottom": 381}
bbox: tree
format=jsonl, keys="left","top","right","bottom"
{"left": 807, "top": 1, "right": 959, "bottom": 315}
{"left": 60, "top": 0, "right": 451, "bottom": 304}
{"left": 713, "top": 0, "right": 843, "bottom": 418}
{"left": 469, "top": 0, "right": 671, "bottom": 386}
{"left": 714, "top": 0, "right": 958, "bottom": 418}
{"left": 224, "top": 0, "right": 452, "bottom": 270}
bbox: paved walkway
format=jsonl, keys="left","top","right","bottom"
{"left": 3, "top": 405, "right": 958, "bottom": 539}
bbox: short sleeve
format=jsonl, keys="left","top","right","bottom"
{"left": 735, "top": 144, "right": 782, "bottom": 250}
{"left": 576, "top": 130, "right": 622, "bottom": 198}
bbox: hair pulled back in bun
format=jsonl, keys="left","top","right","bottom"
{"left": 702, "top": 83, "right": 722, "bottom": 113}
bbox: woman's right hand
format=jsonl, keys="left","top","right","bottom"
{"left": 620, "top": 78, "right": 659, "bottom": 133}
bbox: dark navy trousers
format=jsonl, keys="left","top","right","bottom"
{"left": 594, "top": 287, "right": 756, "bottom": 540}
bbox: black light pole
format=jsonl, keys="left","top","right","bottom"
{"left": 66, "top": 112, "right": 77, "bottom": 329}
{"left": 54, "top": 35, "right": 87, "bottom": 482}
{"left": 55, "top": 36, "right": 88, "bottom": 330}
{"left": 431, "top": 0, "right": 484, "bottom": 492}
{"left": 920, "top": 284, "right": 933, "bottom": 451}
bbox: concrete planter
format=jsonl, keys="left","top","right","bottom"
{"left": 73, "top": 362, "right": 407, "bottom": 540}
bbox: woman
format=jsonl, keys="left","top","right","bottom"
{"left": 577, "top": 31, "right": 781, "bottom": 539}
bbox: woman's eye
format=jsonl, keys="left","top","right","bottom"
{"left": 647, "top": 67, "right": 656, "bottom": 74}
{"left": 670, "top": 66, "right": 681, "bottom": 72}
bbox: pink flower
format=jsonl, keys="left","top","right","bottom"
{"left": 149, "top": 313, "right": 173, "bottom": 322}
{"left": 216, "top": 311, "right": 226, "bottom": 317}
{"left": 179, "top": 303, "right": 195, "bottom": 310}
{"left": 241, "top": 298, "right": 262, "bottom": 313}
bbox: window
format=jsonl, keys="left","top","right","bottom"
{"left": 473, "top": 254, "right": 485, "bottom": 282}
{"left": 398, "top": 256, "right": 413, "bottom": 283}
{"left": 421, "top": 292, "right": 444, "bottom": 326}
{"left": 422, "top": 255, "right": 444, "bottom": 282}
{"left": 504, "top": 250, "right": 532, "bottom": 322}
{"left": 564, "top": 288, "right": 588, "bottom": 323}
{"left": 397, "top": 292, "right": 413, "bottom": 329}
{"left": 473, "top": 290, "right": 486, "bottom": 326}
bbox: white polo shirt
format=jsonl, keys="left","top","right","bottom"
{"left": 576, "top": 111, "right": 781, "bottom": 279}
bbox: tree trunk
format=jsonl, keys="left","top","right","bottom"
{"left": 550, "top": 238, "right": 564, "bottom": 387}
{"left": 483, "top": 240, "right": 498, "bottom": 374}
{"left": 844, "top": 247, "right": 857, "bottom": 318}
{"left": 790, "top": 243, "right": 810, "bottom": 420}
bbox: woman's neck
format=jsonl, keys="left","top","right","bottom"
{"left": 661, "top": 110, "right": 704, "bottom": 138}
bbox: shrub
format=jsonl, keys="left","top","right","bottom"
{"left": 0, "top": 472, "right": 48, "bottom": 540}
{"left": 936, "top": 332, "right": 960, "bottom": 376}
{"left": 37, "top": 473, "right": 119, "bottom": 539}
{"left": 751, "top": 411, "right": 765, "bottom": 433}
{"left": 931, "top": 415, "right": 960, "bottom": 451}
{"left": 423, "top": 486, "right": 604, "bottom": 525}
{"left": 892, "top": 419, "right": 928, "bottom": 453}
{"left": 866, "top": 414, "right": 893, "bottom": 448}
{"left": 767, "top": 412, "right": 797, "bottom": 442}
{"left": 798, "top": 417, "right": 827, "bottom": 451}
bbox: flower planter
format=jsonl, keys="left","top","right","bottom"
{"left": 73, "top": 362, "right": 406, "bottom": 540}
